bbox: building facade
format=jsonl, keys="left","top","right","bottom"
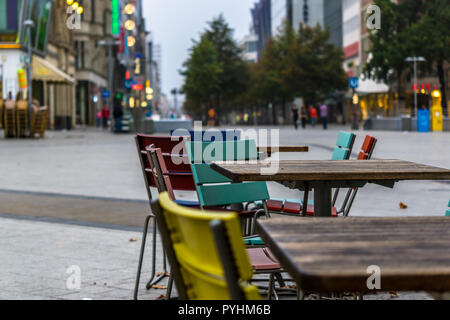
{"left": 251, "top": 0, "right": 271, "bottom": 60}
{"left": 0, "top": 0, "right": 77, "bottom": 130}
{"left": 324, "top": 0, "right": 343, "bottom": 48}
{"left": 72, "top": 0, "right": 112, "bottom": 127}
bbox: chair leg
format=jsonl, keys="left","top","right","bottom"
{"left": 133, "top": 214, "right": 153, "bottom": 300}
{"left": 145, "top": 219, "right": 170, "bottom": 290}
{"left": 267, "top": 273, "right": 275, "bottom": 300}
{"left": 165, "top": 272, "right": 175, "bottom": 300}
{"left": 344, "top": 189, "right": 359, "bottom": 217}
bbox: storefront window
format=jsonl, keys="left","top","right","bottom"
{"left": 19, "top": 0, "right": 53, "bottom": 56}
{"left": 0, "top": 0, "right": 22, "bottom": 42}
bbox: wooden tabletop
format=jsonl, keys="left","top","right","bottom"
{"left": 211, "top": 160, "right": 450, "bottom": 182}
{"left": 256, "top": 216, "right": 450, "bottom": 293}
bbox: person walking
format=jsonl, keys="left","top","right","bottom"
{"left": 96, "top": 109, "right": 102, "bottom": 128}
{"left": 308, "top": 105, "right": 318, "bottom": 127}
{"left": 291, "top": 104, "right": 299, "bottom": 130}
{"left": 101, "top": 104, "right": 110, "bottom": 130}
{"left": 113, "top": 98, "right": 124, "bottom": 133}
{"left": 300, "top": 105, "right": 308, "bottom": 129}
{"left": 320, "top": 102, "right": 328, "bottom": 130}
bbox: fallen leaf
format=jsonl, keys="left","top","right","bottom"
{"left": 399, "top": 202, "right": 408, "bottom": 209}
{"left": 152, "top": 285, "right": 167, "bottom": 290}
{"left": 129, "top": 238, "right": 138, "bottom": 242}
{"left": 157, "top": 295, "right": 166, "bottom": 300}
{"left": 389, "top": 291, "right": 398, "bottom": 298}
{"left": 104, "top": 283, "right": 107, "bottom": 286}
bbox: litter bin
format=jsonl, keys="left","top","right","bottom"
{"left": 417, "top": 108, "right": 430, "bottom": 133}
{"left": 431, "top": 90, "right": 443, "bottom": 132}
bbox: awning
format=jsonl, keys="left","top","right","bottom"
{"left": 32, "top": 56, "right": 75, "bottom": 84}
{"left": 356, "top": 77, "right": 389, "bottom": 94}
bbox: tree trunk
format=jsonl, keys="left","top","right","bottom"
{"left": 271, "top": 102, "right": 278, "bottom": 125}
{"left": 437, "top": 60, "right": 448, "bottom": 117}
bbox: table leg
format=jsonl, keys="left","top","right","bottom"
{"left": 313, "top": 182, "right": 332, "bottom": 217}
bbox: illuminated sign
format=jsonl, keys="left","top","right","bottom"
{"left": 112, "top": 0, "right": 120, "bottom": 35}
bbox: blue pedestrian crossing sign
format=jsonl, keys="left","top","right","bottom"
{"left": 349, "top": 77, "right": 359, "bottom": 89}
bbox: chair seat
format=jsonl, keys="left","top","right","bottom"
{"left": 174, "top": 200, "right": 199, "bottom": 207}
{"left": 306, "top": 205, "right": 338, "bottom": 217}
{"left": 283, "top": 201, "right": 302, "bottom": 214}
{"left": 246, "top": 248, "right": 281, "bottom": 271}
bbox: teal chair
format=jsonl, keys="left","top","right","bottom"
{"left": 275, "top": 131, "right": 356, "bottom": 217}
{"left": 446, "top": 200, "right": 450, "bottom": 217}
{"left": 186, "top": 140, "right": 271, "bottom": 234}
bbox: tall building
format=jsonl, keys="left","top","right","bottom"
{"left": 292, "top": 0, "right": 324, "bottom": 29}
{"left": 251, "top": 0, "right": 271, "bottom": 60}
{"left": 324, "top": 0, "right": 343, "bottom": 48}
{"left": 73, "top": 0, "right": 113, "bottom": 126}
{"left": 342, "top": 0, "right": 360, "bottom": 78}
{"left": 240, "top": 26, "right": 259, "bottom": 64}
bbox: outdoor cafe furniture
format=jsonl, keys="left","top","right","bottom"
{"left": 210, "top": 160, "right": 450, "bottom": 217}
{"left": 152, "top": 192, "right": 262, "bottom": 300}
{"left": 256, "top": 216, "right": 450, "bottom": 296}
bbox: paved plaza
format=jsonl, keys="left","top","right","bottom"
{"left": 0, "top": 126, "right": 449, "bottom": 300}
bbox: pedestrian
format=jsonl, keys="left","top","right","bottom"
{"left": 113, "top": 98, "right": 123, "bottom": 133}
{"left": 300, "top": 105, "right": 308, "bottom": 129}
{"left": 320, "top": 102, "right": 328, "bottom": 130}
{"left": 291, "top": 104, "right": 299, "bottom": 130}
{"left": 101, "top": 104, "right": 110, "bottom": 130}
{"left": 96, "top": 109, "right": 102, "bottom": 128}
{"left": 308, "top": 105, "right": 318, "bottom": 127}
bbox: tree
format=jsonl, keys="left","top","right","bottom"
{"left": 251, "top": 21, "right": 296, "bottom": 124}
{"left": 409, "top": 0, "right": 450, "bottom": 115}
{"left": 180, "top": 38, "right": 223, "bottom": 120}
{"left": 200, "top": 15, "right": 249, "bottom": 122}
{"left": 363, "top": 0, "right": 449, "bottom": 114}
{"left": 283, "top": 23, "right": 347, "bottom": 105}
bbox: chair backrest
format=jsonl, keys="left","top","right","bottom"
{"left": 446, "top": 200, "right": 450, "bottom": 217}
{"left": 185, "top": 140, "right": 269, "bottom": 208}
{"left": 357, "top": 135, "right": 377, "bottom": 160}
{"left": 146, "top": 147, "right": 177, "bottom": 201}
{"left": 171, "top": 129, "right": 242, "bottom": 142}
{"left": 152, "top": 192, "right": 261, "bottom": 300}
{"left": 331, "top": 131, "right": 356, "bottom": 160}
{"left": 135, "top": 134, "right": 196, "bottom": 195}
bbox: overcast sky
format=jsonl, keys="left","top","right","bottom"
{"left": 142, "top": 0, "right": 256, "bottom": 97}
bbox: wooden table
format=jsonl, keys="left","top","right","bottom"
{"left": 256, "top": 216, "right": 450, "bottom": 293}
{"left": 211, "top": 160, "right": 450, "bottom": 217}
{"left": 257, "top": 146, "right": 309, "bottom": 157}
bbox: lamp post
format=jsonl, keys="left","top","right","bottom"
{"left": 405, "top": 57, "right": 426, "bottom": 117}
{"left": 23, "top": 19, "right": 35, "bottom": 136}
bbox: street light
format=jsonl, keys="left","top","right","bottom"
{"left": 23, "top": 19, "right": 35, "bottom": 136}
{"left": 405, "top": 56, "right": 426, "bottom": 117}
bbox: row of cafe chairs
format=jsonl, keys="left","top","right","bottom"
{"left": 134, "top": 131, "right": 378, "bottom": 299}
{"left": 139, "top": 146, "right": 284, "bottom": 300}
{"left": 1, "top": 98, "right": 49, "bottom": 139}
{"left": 446, "top": 200, "right": 450, "bottom": 217}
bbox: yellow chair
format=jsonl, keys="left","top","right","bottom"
{"left": 151, "top": 192, "right": 261, "bottom": 300}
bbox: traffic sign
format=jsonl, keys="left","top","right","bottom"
{"left": 349, "top": 77, "right": 359, "bottom": 89}
{"left": 101, "top": 90, "right": 111, "bottom": 99}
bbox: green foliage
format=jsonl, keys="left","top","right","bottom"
{"left": 283, "top": 24, "right": 347, "bottom": 104}
{"left": 181, "top": 15, "right": 249, "bottom": 119}
{"left": 364, "top": 0, "right": 449, "bottom": 111}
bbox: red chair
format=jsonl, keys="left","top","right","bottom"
{"left": 270, "top": 135, "right": 377, "bottom": 218}
{"left": 134, "top": 134, "right": 197, "bottom": 300}
{"left": 307, "top": 135, "right": 377, "bottom": 217}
